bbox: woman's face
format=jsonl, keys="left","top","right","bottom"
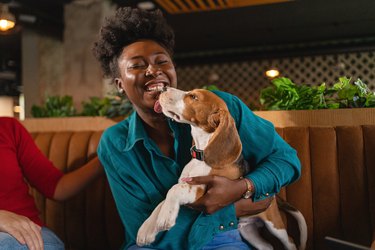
{"left": 116, "top": 40, "right": 177, "bottom": 115}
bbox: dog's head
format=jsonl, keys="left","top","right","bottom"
{"left": 158, "top": 88, "right": 226, "bottom": 130}
{"left": 158, "top": 87, "right": 242, "bottom": 167}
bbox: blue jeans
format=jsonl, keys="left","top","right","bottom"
{"left": 0, "top": 227, "right": 64, "bottom": 250}
{"left": 128, "top": 229, "right": 251, "bottom": 250}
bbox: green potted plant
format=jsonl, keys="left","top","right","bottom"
{"left": 31, "top": 95, "right": 77, "bottom": 117}
{"left": 254, "top": 76, "right": 375, "bottom": 128}
{"left": 259, "top": 76, "right": 375, "bottom": 110}
{"left": 32, "top": 93, "right": 133, "bottom": 120}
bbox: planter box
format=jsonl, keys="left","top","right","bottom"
{"left": 254, "top": 108, "right": 375, "bottom": 127}
{"left": 22, "top": 116, "right": 117, "bottom": 132}
{"left": 21, "top": 108, "right": 375, "bottom": 132}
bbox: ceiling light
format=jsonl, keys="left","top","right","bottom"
{"left": 265, "top": 68, "right": 280, "bottom": 78}
{"left": 0, "top": 4, "right": 15, "bottom": 32}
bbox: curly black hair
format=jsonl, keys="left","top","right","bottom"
{"left": 92, "top": 7, "right": 175, "bottom": 79}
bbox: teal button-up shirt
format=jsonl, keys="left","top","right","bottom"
{"left": 98, "top": 90, "right": 301, "bottom": 250}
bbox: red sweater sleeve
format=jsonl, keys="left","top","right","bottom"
{"left": 13, "top": 119, "right": 63, "bottom": 199}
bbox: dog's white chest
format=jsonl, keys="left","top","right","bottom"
{"left": 179, "top": 159, "right": 211, "bottom": 181}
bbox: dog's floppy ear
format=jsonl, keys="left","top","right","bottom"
{"left": 205, "top": 109, "right": 242, "bottom": 168}
{"left": 207, "top": 110, "right": 221, "bottom": 129}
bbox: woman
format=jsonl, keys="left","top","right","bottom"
{"left": 0, "top": 117, "right": 103, "bottom": 250}
{"left": 92, "top": 7, "right": 301, "bottom": 250}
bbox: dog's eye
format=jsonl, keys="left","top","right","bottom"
{"left": 189, "top": 94, "right": 198, "bottom": 101}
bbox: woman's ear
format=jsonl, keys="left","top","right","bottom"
{"left": 115, "top": 78, "right": 124, "bottom": 94}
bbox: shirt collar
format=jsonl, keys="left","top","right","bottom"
{"left": 123, "top": 112, "right": 148, "bottom": 151}
{"left": 123, "top": 112, "right": 181, "bottom": 152}
{"left": 122, "top": 111, "right": 190, "bottom": 154}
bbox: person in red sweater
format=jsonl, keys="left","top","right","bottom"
{"left": 0, "top": 117, "right": 103, "bottom": 250}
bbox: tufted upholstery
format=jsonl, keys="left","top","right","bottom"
{"left": 277, "top": 126, "right": 375, "bottom": 250}
{"left": 30, "top": 131, "right": 124, "bottom": 250}
{"left": 29, "top": 126, "right": 375, "bottom": 250}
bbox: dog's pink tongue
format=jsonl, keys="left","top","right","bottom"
{"left": 154, "top": 100, "right": 163, "bottom": 113}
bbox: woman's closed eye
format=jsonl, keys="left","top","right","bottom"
{"left": 156, "top": 60, "right": 170, "bottom": 66}
{"left": 128, "top": 64, "right": 147, "bottom": 70}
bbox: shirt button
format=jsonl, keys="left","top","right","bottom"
{"left": 229, "top": 221, "right": 234, "bottom": 227}
{"left": 219, "top": 224, "right": 224, "bottom": 230}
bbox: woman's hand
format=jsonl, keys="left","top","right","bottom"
{"left": 183, "top": 175, "right": 246, "bottom": 214}
{"left": 0, "top": 210, "right": 43, "bottom": 250}
{"left": 183, "top": 175, "right": 274, "bottom": 217}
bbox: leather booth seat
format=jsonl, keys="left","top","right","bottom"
{"left": 30, "top": 131, "right": 124, "bottom": 250}
{"left": 29, "top": 126, "right": 375, "bottom": 250}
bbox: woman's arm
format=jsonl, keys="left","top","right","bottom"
{"left": 234, "top": 195, "right": 273, "bottom": 217}
{"left": 14, "top": 119, "right": 104, "bottom": 201}
{"left": 53, "top": 156, "right": 103, "bottom": 201}
{"left": 184, "top": 176, "right": 272, "bottom": 216}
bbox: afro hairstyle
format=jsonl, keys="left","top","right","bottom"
{"left": 92, "top": 7, "right": 175, "bottom": 79}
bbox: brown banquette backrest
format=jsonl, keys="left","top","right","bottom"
{"left": 277, "top": 126, "right": 375, "bottom": 250}
{"left": 30, "top": 131, "right": 124, "bottom": 250}
{"left": 29, "top": 126, "right": 375, "bottom": 250}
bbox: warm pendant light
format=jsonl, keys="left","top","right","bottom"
{"left": 265, "top": 68, "right": 280, "bottom": 78}
{"left": 0, "top": 4, "right": 15, "bottom": 32}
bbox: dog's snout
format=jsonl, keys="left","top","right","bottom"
{"left": 159, "top": 87, "right": 187, "bottom": 108}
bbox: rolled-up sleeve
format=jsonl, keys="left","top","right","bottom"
{"left": 214, "top": 91, "right": 301, "bottom": 201}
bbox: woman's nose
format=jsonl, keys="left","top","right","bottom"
{"left": 145, "top": 64, "right": 162, "bottom": 77}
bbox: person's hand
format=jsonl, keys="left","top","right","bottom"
{"left": 235, "top": 195, "right": 274, "bottom": 217}
{"left": 182, "top": 175, "right": 246, "bottom": 214}
{"left": 0, "top": 210, "right": 43, "bottom": 250}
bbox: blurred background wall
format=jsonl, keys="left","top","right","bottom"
{"left": 1, "top": 0, "right": 375, "bottom": 117}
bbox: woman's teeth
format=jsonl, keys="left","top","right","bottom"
{"left": 147, "top": 86, "right": 167, "bottom": 92}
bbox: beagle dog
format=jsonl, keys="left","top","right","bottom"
{"left": 137, "top": 87, "right": 307, "bottom": 250}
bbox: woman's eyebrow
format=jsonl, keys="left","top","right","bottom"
{"left": 129, "top": 52, "right": 166, "bottom": 60}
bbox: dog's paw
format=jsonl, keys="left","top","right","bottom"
{"left": 156, "top": 216, "right": 176, "bottom": 231}
{"left": 156, "top": 203, "right": 178, "bottom": 231}
{"left": 137, "top": 220, "right": 157, "bottom": 246}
